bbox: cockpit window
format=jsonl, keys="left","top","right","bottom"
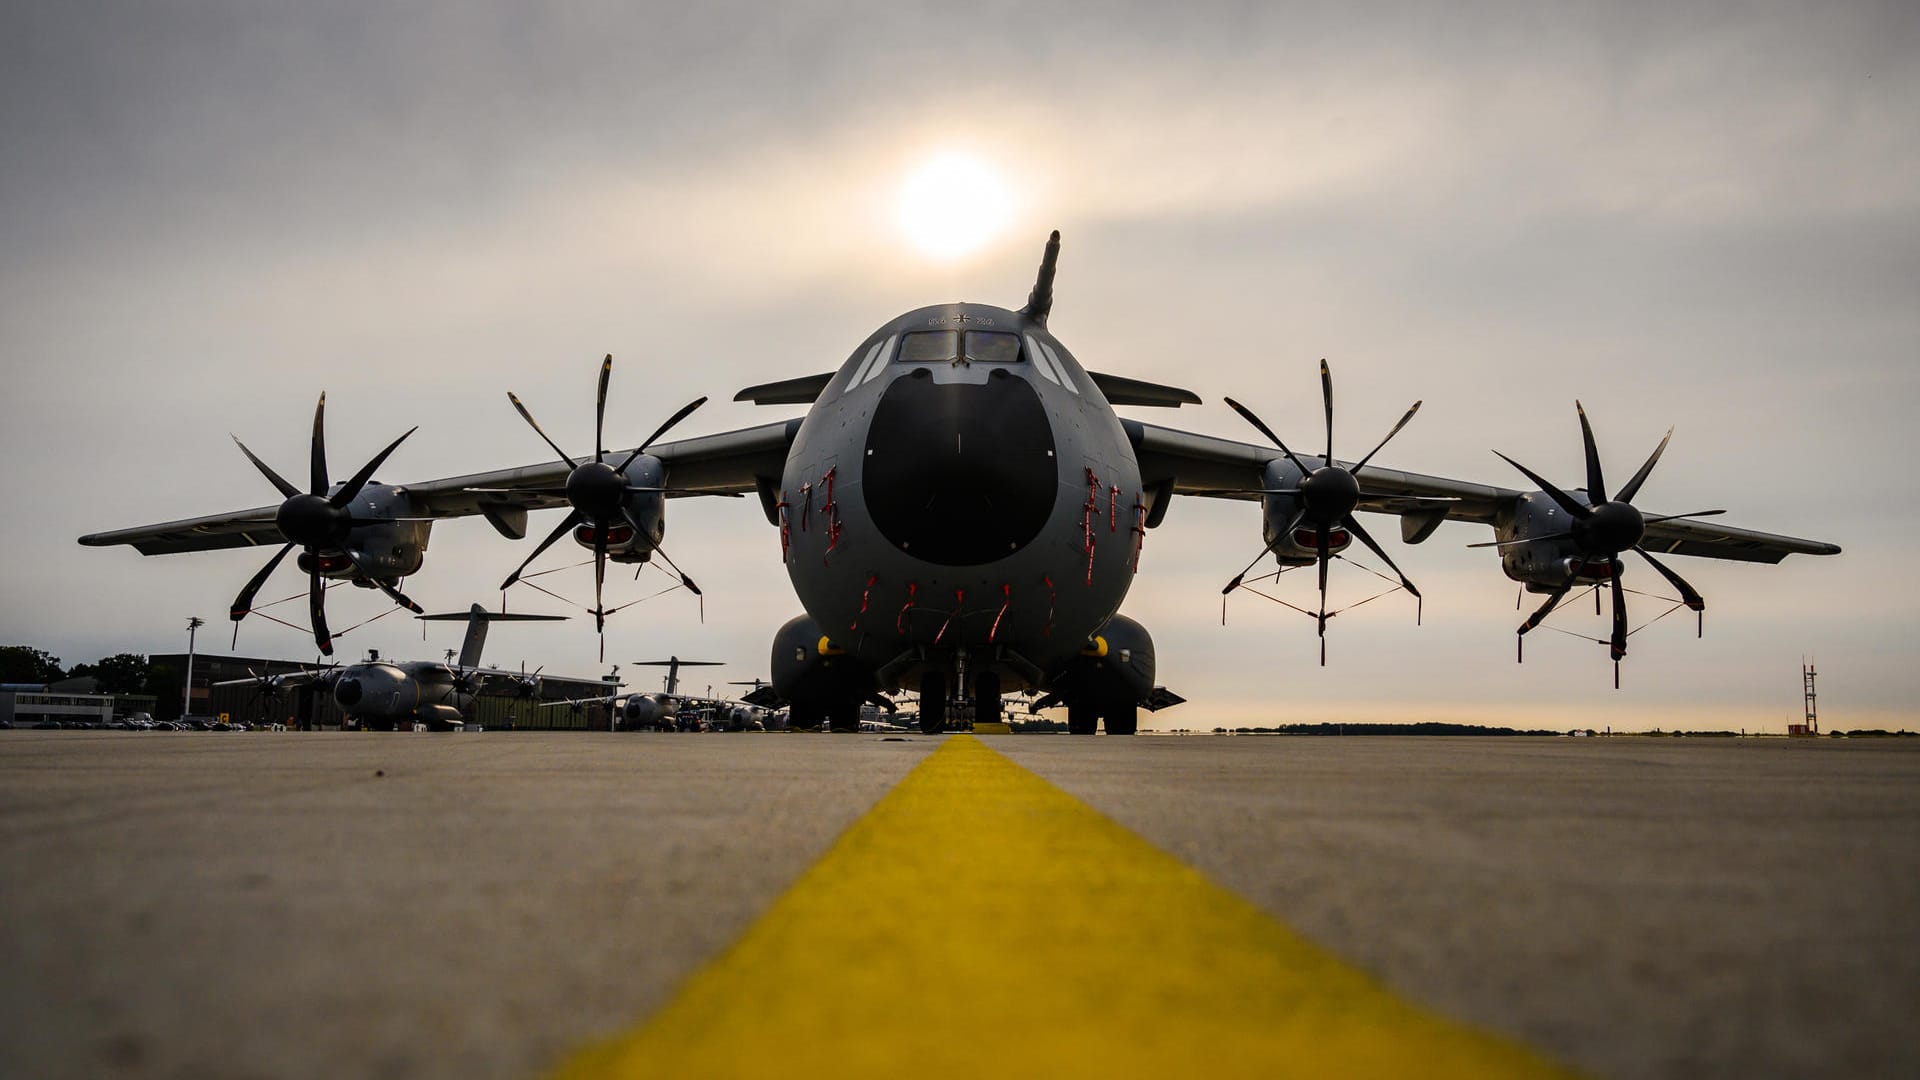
{"left": 964, "top": 331, "right": 1022, "bottom": 363}
{"left": 896, "top": 330, "right": 958, "bottom": 364}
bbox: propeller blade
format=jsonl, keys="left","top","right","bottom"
{"left": 623, "top": 486, "right": 744, "bottom": 498}
{"left": 232, "top": 437, "right": 300, "bottom": 500}
{"left": 594, "top": 354, "right": 612, "bottom": 462}
{"left": 329, "top": 426, "right": 419, "bottom": 508}
{"left": 1319, "top": 359, "right": 1335, "bottom": 464}
{"left": 1223, "top": 397, "right": 1312, "bottom": 477}
{"left": 1634, "top": 546, "right": 1705, "bottom": 611}
{"left": 231, "top": 543, "right": 294, "bottom": 620}
{"left": 651, "top": 544, "right": 703, "bottom": 597}
{"left": 1343, "top": 515, "right": 1419, "bottom": 598}
{"left": 1616, "top": 428, "right": 1674, "bottom": 504}
{"left": 309, "top": 565, "right": 333, "bottom": 656}
{"left": 1575, "top": 402, "right": 1608, "bottom": 504}
{"left": 592, "top": 524, "right": 609, "bottom": 657}
{"left": 1519, "top": 584, "right": 1570, "bottom": 634}
{"left": 1609, "top": 574, "right": 1628, "bottom": 662}
{"left": 501, "top": 509, "right": 584, "bottom": 590}
{"left": 1517, "top": 584, "right": 1570, "bottom": 660}
{"left": 1492, "top": 451, "right": 1592, "bottom": 520}
{"left": 1349, "top": 400, "right": 1423, "bottom": 475}
{"left": 1641, "top": 509, "right": 1726, "bottom": 525}
{"left": 1316, "top": 529, "right": 1331, "bottom": 664}
{"left": 616, "top": 396, "right": 710, "bottom": 473}
{"left": 310, "top": 393, "right": 329, "bottom": 496}
{"left": 1468, "top": 530, "right": 1577, "bottom": 549}
{"left": 1221, "top": 546, "right": 1272, "bottom": 595}
{"left": 350, "top": 557, "right": 423, "bottom": 614}
{"left": 508, "top": 392, "right": 578, "bottom": 469}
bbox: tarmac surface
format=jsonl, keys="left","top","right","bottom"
{"left": 2, "top": 731, "right": 1915, "bottom": 1079}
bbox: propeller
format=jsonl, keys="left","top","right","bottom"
{"left": 500, "top": 355, "right": 707, "bottom": 659}
{"left": 511, "top": 661, "right": 546, "bottom": 700}
{"left": 1223, "top": 360, "right": 1424, "bottom": 664}
{"left": 228, "top": 393, "right": 421, "bottom": 656}
{"left": 1493, "top": 402, "right": 1717, "bottom": 686}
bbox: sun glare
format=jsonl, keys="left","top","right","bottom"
{"left": 896, "top": 153, "right": 1013, "bottom": 259}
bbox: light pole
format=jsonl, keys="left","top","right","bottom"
{"left": 183, "top": 616, "right": 204, "bottom": 720}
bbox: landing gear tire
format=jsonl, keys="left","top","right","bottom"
{"left": 1067, "top": 703, "right": 1097, "bottom": 736}
{"left": 1104, "top": 703, "right": 1138, "bottom": 736}
{"left": 828, "top": 699, "right": 861, "bottom": 734}
{"left": 919, "top": 671, "right": 947, "bottom": 734}
{"left": 789, "top": 703, "right": 824, "bottom": 732}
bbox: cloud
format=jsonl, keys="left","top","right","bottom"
{"left": 2, "top": 3, "right": 1914, "bottom": 729}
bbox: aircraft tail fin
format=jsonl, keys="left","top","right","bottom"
{"left": 458, "top": 604, "right": 489, "bottom": 670}
{"left": 1020, "top": 230, "right": 1062, "bottom": 326}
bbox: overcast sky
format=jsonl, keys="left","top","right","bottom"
{"left": 3, "top": 2, "right": 1914, "bottom": 731}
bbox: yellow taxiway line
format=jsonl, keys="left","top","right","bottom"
{"left": 552, "top": 736, "right": 1577, "bottom": 1078}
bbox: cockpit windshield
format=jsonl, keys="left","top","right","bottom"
{"left": 964, "top": 331, "right": 1022, "bottom": 363}
{"left": 894, "top": 329, "right": 1025, "bottom": 365}
{"left": 897, "top": 330, "right": 958, "bottom": 364}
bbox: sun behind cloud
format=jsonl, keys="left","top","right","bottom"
{"left": 895, "top": 152, "right": 1014, "bottom": 259}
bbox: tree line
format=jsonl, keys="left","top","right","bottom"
{"left": 1, "top": 645, "right": 184, "bottom": 720}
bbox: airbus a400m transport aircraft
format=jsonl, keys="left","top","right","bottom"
{"left": 80, "top": 232, "right": 1840, "bottom": 734}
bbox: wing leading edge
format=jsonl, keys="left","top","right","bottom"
{"left": 77, "top": 419, "right": 799, "bottom": 556}
{"left": 1126, "top": 420, "right": 1840, "bottom": 564}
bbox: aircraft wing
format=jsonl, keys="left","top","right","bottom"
{"left": 77, "top": 419, "right": 799, "bottom": 555}
{"left": 1126, "top": 420, "right": 1842, "bottom": 564}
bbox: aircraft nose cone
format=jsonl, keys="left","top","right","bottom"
{"left": 862, "top": 370, "right": 1056, "bottom": 565}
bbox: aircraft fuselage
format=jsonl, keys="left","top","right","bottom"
{"left": 778, "top": 302, "right": 1143, "bottom": 697}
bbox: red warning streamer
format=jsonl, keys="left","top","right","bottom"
{"left": 776, "top": 492, "right": 791, "bottom": 563}
{"left": 934, "top": 587, "right": 965, "bottom": 645}
{"left": 821, "top": 467, "right": 841, "bottom": 562}
{"left": 896, "top": 581, "right": 917, "bottom": 635}
{"left": 988, "top": 583, "right": 1012, "bottom": 643}
{"left": 852, "top": 572, "right": 876, "bottom": 632}
{"left": 1082, "top": 467, "right": 1100, "bottom": 586}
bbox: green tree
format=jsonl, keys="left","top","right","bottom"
{"left": 0, "top": 645, "right": 64, "bottom": 683}
{"left": 68, "top": 653, "right": 150, "bottom": 695}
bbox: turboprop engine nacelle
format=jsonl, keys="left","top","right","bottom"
{"left": 294, "top": 483, "right": 431, "bottom": 581}
{"left": 1258, "top": 459, "right": 1353, "bottom": 566}
{"left": 1497, "top": 491, "right": 1620, "bottom": 592}
{"left": 570, "top": 455, "right": 667, "bottom": 564}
